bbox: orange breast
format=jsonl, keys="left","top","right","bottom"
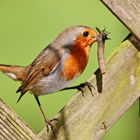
{"left": 61, "top": 40, "right": 90, "bottom": 81}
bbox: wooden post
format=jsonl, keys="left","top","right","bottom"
{"left": 0, "top": 99, "right": 41, "bottom": 140}
{"left": 101, "top": 0, "right": 140, "bottom": 40}
{"left": 38, "top": 37, "right": 140, "bottom": 140}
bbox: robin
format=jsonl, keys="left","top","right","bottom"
{"left": 0, "top": 25, "right": 107, "bottom": 134}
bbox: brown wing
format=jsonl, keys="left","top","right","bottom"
{"left": 17, "top": 44, "right": 61, "bottom": 95}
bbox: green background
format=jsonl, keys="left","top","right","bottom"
{"left": 0, "top": 0, "right": 138, "bottom": 139}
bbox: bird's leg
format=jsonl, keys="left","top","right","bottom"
{"left": 61, "top": 82, "right": 95, "bottom": 96}
{"left": 34, "top": 95, "right": 56, "bottom": 137}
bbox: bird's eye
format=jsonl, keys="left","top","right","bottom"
{"left": 83, "top": 31, "right": 89, "bottom": 37}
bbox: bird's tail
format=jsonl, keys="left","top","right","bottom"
{"left": 0, "top": 64, "right": 27, "bottom": 82}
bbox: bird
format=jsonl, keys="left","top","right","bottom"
{"left": 0, "top": 25, "right": 99, "bottom": 134}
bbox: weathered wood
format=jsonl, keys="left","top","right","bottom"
{"left": 38, "top": 39, "right": 140, "bottom": 140}
{"left": 0, "top": 99, "right": 41, "bottom": 140}
{"left": 101, "top": 0, "right": 140, "bottom": 40}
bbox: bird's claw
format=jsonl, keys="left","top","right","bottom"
{"left": 45, "top": 119, "right": 58, "bottom": 138}
{"left": 77, "top": 82, "right": 95, "bottom": 96}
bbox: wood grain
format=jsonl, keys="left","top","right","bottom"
{"left": 101, "top": 0, "right": 140, "bottom": 40}
{"left": 0, "top": 99, "right": 41, "bottom": 140}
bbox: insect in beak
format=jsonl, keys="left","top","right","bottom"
{"left": 95, "top": 27, "right": 110, "bottom": 74}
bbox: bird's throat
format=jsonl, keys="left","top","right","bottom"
{"left": 61, "top": 44, "right": 90, "bottom": 81}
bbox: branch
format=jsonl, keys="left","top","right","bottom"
{"left": 38, "top": 37, "right": 140, "bottom": 140}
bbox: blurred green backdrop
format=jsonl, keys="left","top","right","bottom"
{"left": 0, "top": 0, "right": 138, "bottom": 139}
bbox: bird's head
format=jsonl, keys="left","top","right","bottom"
{"left": 52, "top": 25, "right": 99, "bottom": 50}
